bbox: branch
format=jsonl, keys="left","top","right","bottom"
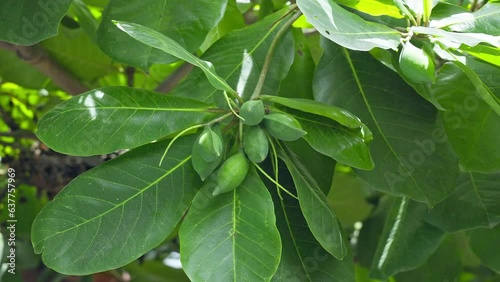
{"left": 0, "top": 42, "right": 88, "bottom": 95}
{"left": 155, "top": 62, "right": 194, "bottom": 94}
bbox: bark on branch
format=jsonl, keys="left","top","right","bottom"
{"left": 0, "top": 41, "right": 88, "bottom": 95}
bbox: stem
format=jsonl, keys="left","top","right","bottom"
{"left": 223, "top": 91, "right": 245, "bottom": 121}
{"left": 250, "top": 7, "right": 302, "bottom": 100}
{"left": 254, "top": 162, "right": 298, "bottom": 199}
{"left": 158, "top": 124, "right": 203, "bottom": 166}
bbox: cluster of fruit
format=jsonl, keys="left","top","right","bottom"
{"left": 191, "top": 100, "right": 307, "bottom": 196}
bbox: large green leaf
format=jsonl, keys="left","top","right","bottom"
{"left": 293, "top": 111, "right": 374, "bottom": 170}
{"left": 431, "top": 63, "right": 500, "bottom": 172}
{"left": 431, "top": 2, "right": 500, "bottom": 35}
{"left": 269, "top": 164, "right": 354, "bottom": 282}
{"left": 97, "top": 0, "right": 227, "bottom": 69}
{"left": 115, "top": 22, "right": 237, "bottom": 95}
{"left": 0, "top": 0, "right": 72, "bottom": 45}
{"left": 280, "top": 148, "right": 348, "bottom": 259}
{"left": 426, "top": 172, "right": 500, "bottom": 232}
{"left": 314, "top": 40, "right": 459, "bottom": 205}
{"left": 469, "top": 225, "right": 500, "bottom": 273}
{"left": 171, "top": 9, "right": 295, "bottom": 103}
{"left": 296, "top": 0, "right": 401, "bottom": 51}
{"left": 31, "top": 136, "right": 200, "bottom": 275}
{"left": 369, "top": 198, "right": 445, "bottom": 280}
{"left": 262, "top": 95, "right": 362, "bottom": 128}
{"left": 36, "top": 87, "right": 215, "bottom": 156}
{"left": 179, "top": 167, "right": 281, "bottom": 282}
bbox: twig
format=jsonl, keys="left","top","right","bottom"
{"left": 155, "top": 63, "right": 194, "bottom": 93}
{"left": 250, "top": 6, "right": 301, "bottom": 100}
{"left": 0, "top": 42, "right": 88, "bottom": 95}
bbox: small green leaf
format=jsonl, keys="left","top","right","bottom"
{"left": 459, "top": 44, "right": 500, "bottom": 67}
{"left": 370, "top": 198, "right": 445, "bottom": 280}
{"left": 97, "top": 0, "right": 228, "bottom": 69}
{"left": 295, "top": 112, "right": 374, "bottom": 170}
{"left": 280, "top": 149, "right": 348, "bottom": 259}
{"left": 269, "top": 163, "right": 354, "bottom": 282}
{"left": 411, "top": 26, "right": 500, "bottom": 48}
{"left": 114, "top": 21, "right": 237, "bottom": 96}
{"left": 398, "top": 41, "right": 436, "bottom": 84}
{"left": 297, "top": 0, "right": 401, "bottom": 51}
{"left": 0, "top": 0, "right": 72, "bottom": 45}
{"left": 179, "top": 167, "right": 281, "bottom": 282}
{"left": 261, "top": 95, "right": 363, "bottom": 128}
{"left": 31, "top": 136, "right": 200, "bottom": 275}
{"left": 36, "top": 87, "right": 215, "bottom": 156}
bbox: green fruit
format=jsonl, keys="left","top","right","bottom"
{"left": 240, "top": 100, "right": 265, "bottom": 125}
{"left": 192, "top": 126, "right": 224, "bottom": 181}
{"left": 195, "top": 126, "right": 223, "bottom": 162}
{"left": 263, "top": 113, "right": 307, "bottom": 141}
{"left": 243, "top": 126, "right": 269, "bottom": 163}
{"left": 213, "top": 151, "right": 249, "bottom": 196}
{"left": 399, "top": 41, "right": 435, "bottom": 83}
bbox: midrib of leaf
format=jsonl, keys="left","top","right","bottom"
{"left": 470, "top": 172, "right": 491, "bottom": 224}
{"left": 203, "top": 15, "right": 285, "bottom": 102}
{"left": 53, "top": 106, "right": 212, "bottom": 114}
{"left": 341, "top": 48, "right": 427, "bottom": 202}
{"left": 232, "top": 189, "right": 237, "bottom": 282}
{"left": 33, "top": 155, "right": 191, "bottom": 245}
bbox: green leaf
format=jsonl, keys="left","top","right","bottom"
{"left": 261, "top": 95, "right": 362, "bottom": 128}
{"left": 114, "top": 21, "right": 237, "bottom": 96}
{"left": 460, "top": 44, "right": 500, "bottom": 67}
{"left": 431, "top": 62, "right": 500, "bottom": 172}
{"left": 172, "top": 9, "right": 295, "bottom": 103}
{"left": 370, "top": 198, "right": 445, "bottom": 280}
{"left": 334, "top": 0, "right": 403, "bottom": 18}
{"left": 294, "top": 111, "right": 374, "bottom": 170}
{"left": 431, "top": 2, "right": 500, "bottom": 35}
{"left": 285, "top": 139, "right": 336, "bottom": 194}
{"left": 36, "top": 87, "right": 215, "bottom": 156}
{"left": 97, "top": 0, "right": 228, "bottom": 69}
{"left": 269, "top": 165, "right": 354, "bottom": 282}
{"left": 426, "top": 172, "right": 500, "bottom": 232}
{"left": 0, "top": 0, "right": 72, "bottom": 45}
{"left": 31, "top": 136, "right": 200, "bottom": 275}
{"left": 70, "top": 0, "right": 99, "bottom": 43}
{"left": 394, "top": 235, "right": 462, "bottom": 282}
{"left": 179, "top": 167, "right": 281, "bottom": 282}
{"left": 469, "top": 225, "right": 500, "bottom": 273}
{"left": 296, "top": 0, "right": 401, "bottom": 51}
{"left": 279, "top": 148, "right": 348, "bottom": 259}
{"left": 411, "top": 26, "right": 500, "bottom": 48}
{"left": 314, "top": 40, "right": 459, "bottom": 205}
{"left": 41, "top": 26, "right": 113, "bottom": 82}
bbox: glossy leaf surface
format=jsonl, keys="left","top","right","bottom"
{"left": 31, "top": 136, "right": 200, "bottom": 274}
{"left": 36, "top": 87, "right": 214, "bottom": 156}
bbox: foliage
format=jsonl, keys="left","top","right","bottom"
{"left": 1, "top": 0, "right": 500, "bottom": 281}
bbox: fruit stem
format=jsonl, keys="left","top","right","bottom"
{"left": 253, "top": 162, "right": 298, "bottom": 200}
{"left": 158, "top": 123, "right": 204, "bottom": 166}
{"left": 250, "top": 6, "right": 302, "bottom": 100}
